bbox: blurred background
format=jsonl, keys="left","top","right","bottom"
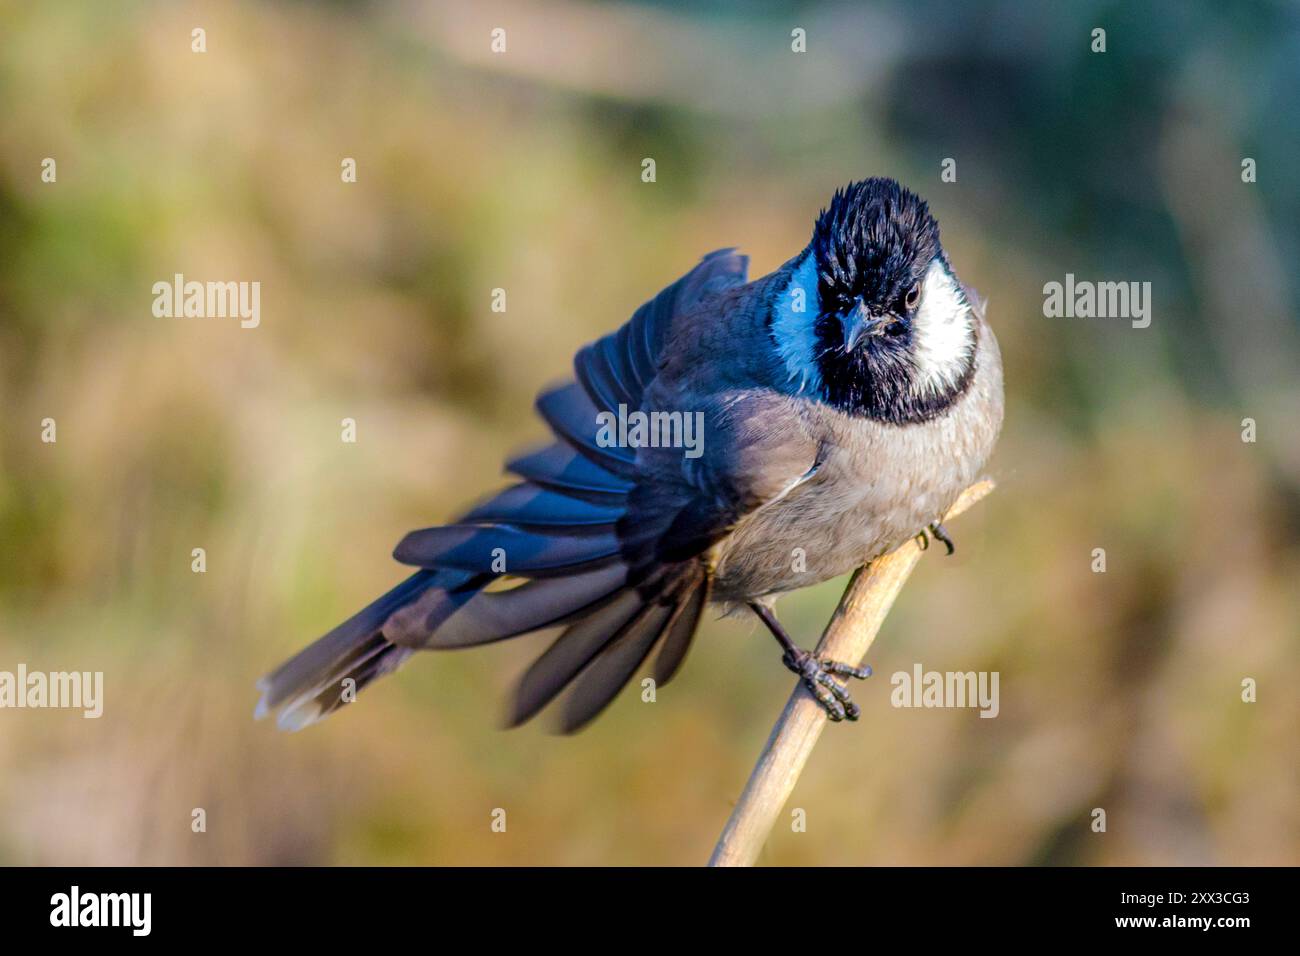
{"left": 1, "top": 0, "right": 1297, "bottom": 866}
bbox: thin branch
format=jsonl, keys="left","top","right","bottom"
{"left": 707, "top": 478, "right": 997, "bottom": 867}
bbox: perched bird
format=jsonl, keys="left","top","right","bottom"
{"left": 257, "top": 177, "right": 1003, "bottom": 732}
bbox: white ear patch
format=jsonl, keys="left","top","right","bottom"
{"left": 910, "top": 259, "right": 975, "bottom": 396}
{"left": 771, "top": 252, "right": 823, "bottom": 395}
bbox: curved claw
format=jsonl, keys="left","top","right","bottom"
{"left": 810, "top": 682, "right": 846, "bottom": 721}
{"left": 928, "top": 522, "right": 955, "bottom": 556}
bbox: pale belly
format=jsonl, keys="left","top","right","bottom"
{"left": 710, "top": 445, "right": 972, "bottom": 602}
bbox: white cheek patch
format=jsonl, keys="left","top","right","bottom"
{"left": 771, "top": 252, "right": 824, "bottom": 395}
{"left": 910, "top": 259, "right": 975, "bottom": 396}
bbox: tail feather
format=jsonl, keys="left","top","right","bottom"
{"left": 256, "top": 569, "right": 480, "bottom": 730}
{"left": 255, "top": 571, "right": 439, "bottom": 718}
{"left": 277, "top": 637, "right": 413, "bottom": 732}
{"left": 258, "top": 559, "right": 708, "bottom": 732}
{"left": 388, "top": 563, "right": 630, "bottom": 649}
{"left": 653, "top": 569, "right": 710, "bottom": 686}
{"left": 506, "top": 589, "right": 647, "bottom": 727}
{"left": 558, "top": 599, "right": 676, "bottom": 733}
{"left": 506, "top": 563, "right": 709, "bottom": 732}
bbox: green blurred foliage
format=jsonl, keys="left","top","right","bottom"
{"left": 0, "top": 0, "right": 1296, "bottom": 865}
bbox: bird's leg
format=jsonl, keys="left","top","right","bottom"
{"left": 748, "top": 602, "right": 872, "bottom": 722}
{"left": 928, "top": 521, "right": 955, "bottom": 555}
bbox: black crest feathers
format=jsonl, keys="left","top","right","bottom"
{"left": 810, "top": 178, "right": 941, "bottom": 310}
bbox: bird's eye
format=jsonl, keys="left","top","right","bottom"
{"left": 904, "top": 282, "right": 921, "bottom": 309}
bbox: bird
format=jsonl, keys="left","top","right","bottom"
{"left": 256, "top": 177, "right": 1004, "bottom": 733}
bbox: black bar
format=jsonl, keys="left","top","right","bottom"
{"left": 0, "top": 866, "right": 1282, "bottom": 942}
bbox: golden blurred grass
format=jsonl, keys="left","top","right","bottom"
{"left": 0, "top": 0, "right": 1296, "bottom": 865}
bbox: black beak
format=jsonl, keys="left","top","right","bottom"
{"left": 840, "top": 303, "right": 888, "bottom": 352}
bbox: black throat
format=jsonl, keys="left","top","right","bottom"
{"left": 814, "top": 321, "right": 978, "bottom": 425}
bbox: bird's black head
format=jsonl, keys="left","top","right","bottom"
{"left": 811, "top": 178, "right": 942, "bottom": 323}
{"left": 773, "top": 178, "right": 977, "bottom": 424}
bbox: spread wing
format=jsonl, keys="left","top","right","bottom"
{"left": 392, "top": 249, "right": 810, "bottom": 730}
{"left": 573, "top": 246, "right": 751, "bottom": 420}
{"left": 396, "top": 247, "right": 761, "bottom": 582}
{"left": 261, "top": 248, "right": 819, "bottom": 732}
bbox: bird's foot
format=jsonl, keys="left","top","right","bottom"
{"left": 916, "top": 521, "right": 955, "bottom": 555}
{"left": 781, "top": 648, "right": 872, "bottom": 722}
